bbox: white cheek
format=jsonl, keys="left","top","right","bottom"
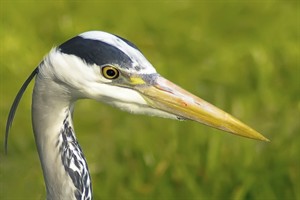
{"left": 82, "top": 83, "right": 179, "bottom": 119}
{"left": 113, "top": 102, "right": 179, "bottom": 120}
{"left": 85, "top": 84, "right": 147, "bottom": 105}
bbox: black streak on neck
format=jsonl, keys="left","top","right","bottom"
{"left": 59, "top": 114, "right": 93, "bottom": 200}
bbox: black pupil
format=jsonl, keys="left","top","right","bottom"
{"left": 107, "top": 69, "right": 116, "bottom": 77}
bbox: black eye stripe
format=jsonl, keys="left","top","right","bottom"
{"left": 59, "top": 36, "right": 133, "bottom": 68}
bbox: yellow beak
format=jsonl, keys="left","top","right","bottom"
{"left": 137, "top": 75, "right": 269, "bottom": 141}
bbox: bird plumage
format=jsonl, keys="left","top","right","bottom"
{"left": 30, "top": 32, "right": 162, "bottom": 199}
{"left": 6, "top": 31, "right": 268, "bottom": 200}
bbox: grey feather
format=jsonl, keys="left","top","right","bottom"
{"left": 5, "top": 67, "right": 39, "bottom": 154}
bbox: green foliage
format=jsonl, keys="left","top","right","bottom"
{"left": 0, "top": 1, "right": 299, "bottom": 200}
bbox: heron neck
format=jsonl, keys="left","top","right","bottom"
{"left": 32, "top": 75, "right": 92, "bottom": 200}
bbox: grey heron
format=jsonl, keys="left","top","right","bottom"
{"left": 5, "top": 31, "right": 269, "bottom": 200}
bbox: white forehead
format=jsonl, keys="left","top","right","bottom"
{"left": 79, "top": 31, "right": 156, "bottom": 74}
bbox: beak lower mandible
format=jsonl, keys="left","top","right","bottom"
{"left": 137, "top": 75, "right": 269, "bottom": 141}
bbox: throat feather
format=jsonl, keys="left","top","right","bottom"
{"left": 59, "top": 114, "right": 93, "bottom": 200}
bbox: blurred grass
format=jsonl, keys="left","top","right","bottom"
{"left": 0, "top": 1, "right": 299, "bottom": 200}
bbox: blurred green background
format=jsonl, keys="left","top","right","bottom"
{"left": 0, "top": 1, "right": 299, "bottom": 200}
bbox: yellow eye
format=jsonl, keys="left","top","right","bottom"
{"left": 101, "top": 66, "right": 119, "bottom": 80}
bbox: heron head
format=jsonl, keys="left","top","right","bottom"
{"left": 46, "top": 31, "right": 268, "bottom": 141}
